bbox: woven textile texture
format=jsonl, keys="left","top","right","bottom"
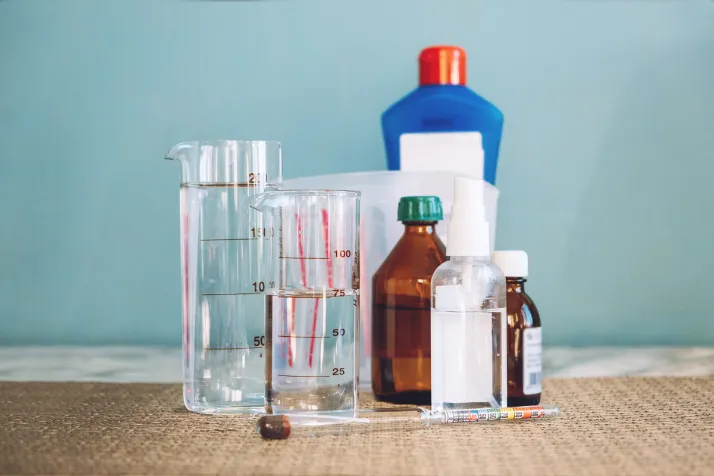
{"left": 1, "top": 377, "right": 713, "bottom": 475}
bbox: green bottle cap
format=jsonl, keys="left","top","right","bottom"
{"left": 397, "top": 196, "right": 443, "bottom": 223}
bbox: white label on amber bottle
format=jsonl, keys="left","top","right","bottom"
{"left": 523, "top": 327, "right": 542, "bottom": 395}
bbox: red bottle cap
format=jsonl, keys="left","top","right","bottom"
{"left": 418, "top": 45, "right": 467, "bottom": 86}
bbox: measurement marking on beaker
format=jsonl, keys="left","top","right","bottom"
{"left": 204, "top": 347, "right": 250, "bottom": 351}
{"left": 279, "top": 256, "right": 330, "bottom": 260}
{"left": 190, "top": 183, "right": 260, "bottom": 188}
{"left": 277, "top": 335, "right": 331, "bottom": 339}
{"left": 277, "top": 374, "right": 332, "bottom": 378}
{"left": 201, "top": 292, "right": 260, "bottom": 296}
{"left": 200, "top": 238, "right": 258, "bottom": 242}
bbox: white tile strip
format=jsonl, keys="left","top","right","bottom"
{"left": 0, "top": 347, "right": 181, "bottom": 383}
{"left": 0, "top": 346, "right": 712, "bottom": 383}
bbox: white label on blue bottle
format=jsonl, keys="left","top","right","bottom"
{"left": 523, "top": 327, "right": 542, "bottom": 395}
{"left": 399, "top": 132, "right": 484, "bottom": 179}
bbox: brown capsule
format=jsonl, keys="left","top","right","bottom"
{"left": 256, "top": 415, "right": 292, "bottom": 440}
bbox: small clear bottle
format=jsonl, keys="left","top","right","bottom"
{"left": 431, "top": 177, "right": 507, "bottom": 410}
{"left": 493, "top": 250, "right": 542, "bottom": 406}
{"left": 372, "top": 196, "right": 447, "bottom": 405}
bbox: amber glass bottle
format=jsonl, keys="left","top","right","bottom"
{"left": 372, "top": 196, "right": 447, "bottom": 404}
{"left": 493, "top": 250, "right": 542, "bottom": 406}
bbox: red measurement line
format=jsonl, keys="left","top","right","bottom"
{"left": 322, "top": 209, "right": 334, "bottom": 288}
{"left": 308, "top": 298, "right": 320, "bottom": 368}
{"left": 296, "top": 212, "right": 307, "bottom": 287}
{"left": 307, "top": 209, "right": 331, "bottom": 369}
{"left": 290, "top": 212, "right": 309, "bottom": 368}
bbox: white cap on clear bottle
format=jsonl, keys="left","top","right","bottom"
{"left": 446, "top": 176, "right": 490, "bottom": 257}
{"left": 492, "top": 250, "right": 528, "bottom": 277}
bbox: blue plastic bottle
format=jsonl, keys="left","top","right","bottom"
{"left": 381, "top": 46, "right": 504, "bottom": 185}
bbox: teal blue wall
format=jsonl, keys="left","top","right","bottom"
{"left": 1, "top": 0, "right": 713, "bottom": 346}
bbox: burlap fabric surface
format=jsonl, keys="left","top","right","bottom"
{"left": 1, "top": 377, "right": 712, "bottom": 476}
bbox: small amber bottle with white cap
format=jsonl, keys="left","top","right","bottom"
{"left": 493, "top": 250, "right": 542, "bottom": 406}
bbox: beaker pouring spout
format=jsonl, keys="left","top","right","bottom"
{"left": 165, "top": 142, "right": 196, "bottom": 164}
{"left": 166, "top": 140, "right": 283, "bottom": 187}
{"left": 165, "top": 141, "right": 202, "bottom": 185}
{"left": 249, "top": 191, "right": 290, "bottom": 213}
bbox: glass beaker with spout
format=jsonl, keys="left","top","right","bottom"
{"left": 166, "top": 140, "right": 282, "bottom": 414}
{"left": 251, "top": 190, "right": 361, "bottom": 417}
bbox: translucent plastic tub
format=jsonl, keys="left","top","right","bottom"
{"left": 284, "top": 171, "right": 499, "bottom": 391}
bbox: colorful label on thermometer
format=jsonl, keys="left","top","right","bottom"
{"left": 500, "top": 409, "right": 515, "bottom": 420}
{"left": 441, "top": 406, "right": 546, "bottom": 424}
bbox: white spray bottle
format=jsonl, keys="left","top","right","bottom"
{"left": 430, "top": 176, "right": 507, "bottom": 410}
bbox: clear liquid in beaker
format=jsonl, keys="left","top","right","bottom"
{"left": 266, "top": 290, "right": 359, "bottom": 416}
{"left": 182, "top": 183, "right": 273, "bottom": 414}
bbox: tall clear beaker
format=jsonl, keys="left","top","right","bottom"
{"left": 166, "top": 140, "right": 282, "bottom": 414}
{"left": 251, "top": 190, "right": 361, "bottom": 417}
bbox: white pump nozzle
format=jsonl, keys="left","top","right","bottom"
{"left": 446, "top": 176, "right": 490, "bottom": 257}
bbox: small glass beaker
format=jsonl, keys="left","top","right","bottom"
{"left": 251, "top": 190, "right": 361, "bottom": 417}
{"left": 166, "top": 140, "right": 282, "bottom": 414}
